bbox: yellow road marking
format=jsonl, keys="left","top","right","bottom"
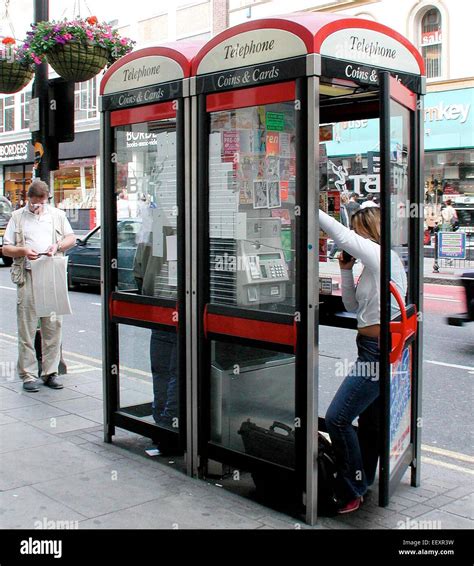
{"left": 422, "top": 444, "right": 474, "bottom": 464}
{"left": 422, "top": 456, "right": 474, "bottom": 476}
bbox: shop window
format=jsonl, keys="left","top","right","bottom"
{"left": 0, "top": 96, "right": 15, "bottom": 132}
{"left": 75, "top": 78, "right": 97, "bottom": 121}
{"left": 20, "top": 91, "right": 31, "bottom": 130}
{"left": 420, "top": 8, "right": 442, "bottom": 79}
{"left": 52, "top": 158, "right": 97, "bottom": 211}
{"left": 4, "top": 165, "right": 32, "bottom": 208}
{"left": 424, "top": 150, "right": 474, "bottom": 230}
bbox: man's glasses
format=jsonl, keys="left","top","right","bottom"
{"left": 29, "top": 197, "right": 51, "bottom": 209}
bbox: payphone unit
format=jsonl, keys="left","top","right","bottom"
{"left": 237, "top": 218, "right": 290, "bottom": 306}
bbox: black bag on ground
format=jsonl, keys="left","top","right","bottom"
{"left": 238, "top": 419, "right": 338, "bottom": 515}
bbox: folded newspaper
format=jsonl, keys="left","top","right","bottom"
{"left": 30, "top": 256, "right": 73, "bottom": 317}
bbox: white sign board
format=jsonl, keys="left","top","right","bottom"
{"left": 320, "top": 28, "right": 421, "bottom": 75}
{"left": 103, "top": 56, "right": 184, "bottom": 95}
{"left": 197, "top": 29, "right": 307, "bottom": 75}
{"left": 29, "top": 97, "right": 40, "bottom": 132}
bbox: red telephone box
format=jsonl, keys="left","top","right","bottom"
{"left": 190, "top": 12, "right": 424, "bottom": 524}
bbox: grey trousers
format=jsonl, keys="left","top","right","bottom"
{"left": 17, "top": 270, "right": 63, "bottom": 382}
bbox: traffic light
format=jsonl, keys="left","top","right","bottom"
{"left": 48, "top": 78, "right": 75, "bottom": 143}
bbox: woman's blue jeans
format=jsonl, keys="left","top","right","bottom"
{"left": 325, "top": 334, "right": 380, "bottom": 502}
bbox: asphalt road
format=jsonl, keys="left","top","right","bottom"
{"left": 0, "top": 265, "right": 472, "bottom": 455}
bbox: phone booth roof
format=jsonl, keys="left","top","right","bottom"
{"left": 192, "top": 12, "right": 425, "bottom": 77}
{"left": 100, "top": 42, "right": 205, "bottom": 96}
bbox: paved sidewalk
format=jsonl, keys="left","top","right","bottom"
{"left": 0, "top": 336, "right": 472, "bottom": 531}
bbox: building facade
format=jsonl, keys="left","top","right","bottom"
{"left": 1, "top": 0, "right": 473, "bottom": 229}
{"left": 0, "top": 0, "right": 229, "bottom": 228}
{"left": 229, "top": 0, "right": 474, "bottom": 229}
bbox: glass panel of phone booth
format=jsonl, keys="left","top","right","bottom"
{"left": 118, "top": 324, "right": 179, "bottom": 430}
{"left": 210, "top": 340, "right": 294, "bottom": 462}
{"left": 319, "top": 118, "right": 380, "bottom": 271}
{"left": 209, "top": 102, "right": 296, "bottom": 314}
{"left": 207, "top": 99, "right": 297, "bottom": 468}
{"left": 114, "top": 120, "right": 178, "bottom": 299}
{"left": 388, "top": 100, "right": 412, "bottom": 306}
{"left": 112, "top": 117, "right": 179, "bottom": 430}
{"left": 388, "top": 98, "right": 413, "bottom": 476}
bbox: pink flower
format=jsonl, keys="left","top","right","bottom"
{"left": 120, "top": 38, "right": 128, "bottom": 45}
{"left": 62, "top": 33, "right": 73, "bottom": 40}
{"left": 32, "top": 55, "right": 42, "bottom": 64}
{"left": 86, "top": 30, "right": 94, "bottom": 39}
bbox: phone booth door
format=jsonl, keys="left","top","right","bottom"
{"left": 195, "top": 80, "right": 310, "bottom": 506}
{"left": 100, "top": 44, "right": 203, "bottom": 457}
{"left": 379, "top": 73, "right": 422, "bottom": 505}
{"left": 102, "top": 97, "right": 186, "bottom": 452}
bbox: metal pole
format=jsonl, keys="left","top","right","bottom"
{"left": 33, "top": 0, "right": 52, "bottom": 185}
{"left": 433, "top": 228, "right": 439, "bottom": 273}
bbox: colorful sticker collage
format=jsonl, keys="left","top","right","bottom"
{"left": 214, "top": 105, "right": 296, "bottom": 211}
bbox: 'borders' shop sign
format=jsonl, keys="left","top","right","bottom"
{"left": 0, "top": 140, "right": 32, "bottom": 163}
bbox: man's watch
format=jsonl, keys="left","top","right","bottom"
{"left": 57, "top": 241, "right": 62, "bottom": 252}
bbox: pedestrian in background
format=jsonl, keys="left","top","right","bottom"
{"left": 2, "top": 180, "right": 76, "bottom": 392}
{"left": 441, "top": 199, "right": 458, "bottom": 231}
{"left": 345, "top": 193, "right": 361, "bottom": 218}
{"left": 360, "top": 193, "right": 378, "bottom": 209}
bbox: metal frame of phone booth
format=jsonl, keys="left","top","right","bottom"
{"left": 190, "top": 12, "right": 425, "bottom": 524}
{"left": 99, "top": 43, "right": 203, "bottom": 472}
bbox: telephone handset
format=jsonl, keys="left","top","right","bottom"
{"left": 248, "top": 256, "right": 261, "bottom": 279}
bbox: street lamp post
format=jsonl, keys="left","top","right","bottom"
{"left": 32, "top": 0, "right": 55, "bottom": 185}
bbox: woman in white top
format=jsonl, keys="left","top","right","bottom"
{"left": 319, "top": 206, "right": 407, "bottom": 514}
{"left": 440, "top": 199, "right": 458, "bottom": 231}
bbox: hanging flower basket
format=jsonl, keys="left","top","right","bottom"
{"left": 0, "top": 38, "right": 34, "bottom": 94}
{"left": 46, "top": 42, "right": 109, "bottom": 82}
{"left": 24, "top": 16, "right": 135, "bottom": 83}
{"left": 0, "top": 59, "right": 34, "bottom": 94}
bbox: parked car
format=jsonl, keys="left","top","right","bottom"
{"left": 0, "top": 196, "right": 13, "bottom": 267}
{"left": 66, "top": 219, "right": 141, "bottom": 290}
{"left": 447, "top": 270, "right": 474, "bottom": 326}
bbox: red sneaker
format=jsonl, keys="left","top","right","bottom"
{"left": 337, "top": 496, "right": 363, "bottom": 514}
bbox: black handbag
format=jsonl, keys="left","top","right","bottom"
{"left": 238, "top": 419, "right": 338, "bottom": 515}
{"left": 238, "top": 420, "right": 295, "bottom": 468}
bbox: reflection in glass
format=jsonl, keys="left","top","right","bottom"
{"left": 210, "top": 340, "right": 295, "bottom": 466}
{"left": 118, "top": 325, "right": 178, "bottom": 431}
{"left": 208, "top": 103, "right": 296, "bottom": 314}
{"left": 389, "top": 100, "right": 411, "bottom": 309}
{"left": 114, "top": 119, "right": 178, "bottom": 299}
